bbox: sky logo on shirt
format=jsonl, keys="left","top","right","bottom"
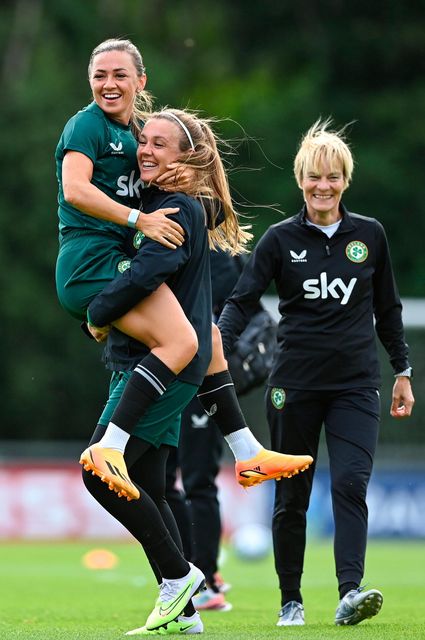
{"left": 303, "top": 272, "right": 357, "bottom": 305}
{"left": 116, "top": 170, "right": 142, "bottom": 198}
{"left": 290, "top": 249, "right": 307, "bottom": 263}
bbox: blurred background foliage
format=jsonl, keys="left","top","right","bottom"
{"left": 0, "top": 0, "right": 424, "bottom": 450}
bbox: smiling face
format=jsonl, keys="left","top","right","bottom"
{"left": 137, "top": 118, "right": 183, "bottom": 184}
{"left": 300, "top": 159, "right": 346, "bottom": 224}
{"left": 89, "top": 50, "right": 146, "bottom": 125}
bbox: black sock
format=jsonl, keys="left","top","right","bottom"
{"left": 183, "top": 601, "right": 196, "bottom": 617}
{"left": 82, "top": 466, "right": 189, "bottom": 579}
{"left": 197, "top": 370, "right": 247, "bottom": 436}
{"left": 110, "top": 353, "right": 176, "bottom": 434}
{"left": 282, "top": 590, "right": 303, "bottom": 606}
{"left": 339, "top": 582, "right": 358, "bottom": 599}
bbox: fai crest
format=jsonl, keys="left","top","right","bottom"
{"left": 346, "top": 241, "right": 368, "bottom": 263}
{"left": 133, "top": 231, "right": 145, "bottom": 249}
{"left": 271, "top": 387, "right": 286, "bottom": 410}
{"left": 117, "top": 259, "right": 131, "bottom": 273}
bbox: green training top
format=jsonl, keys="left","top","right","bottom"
{"left": 55, "top": 102, "right": 141, "bottom": 240}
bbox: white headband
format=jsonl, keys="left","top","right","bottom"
{"left": 163, "top": 111, "right": 195, "bottom": 150}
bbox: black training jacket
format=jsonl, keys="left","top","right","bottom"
{"left": 218, "top": 204, "right": 410, "bottom": 390}
{"left": 88, "top": 187, "right": 212, "bottom": 386}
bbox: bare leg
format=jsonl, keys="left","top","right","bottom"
{"left": 206, "top": 323, "right": 228, "bottom": 374}
{"left": 114, "top": 283, "right": 198, "bottom": 373}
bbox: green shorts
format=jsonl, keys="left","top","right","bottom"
{"left": 98, "top": 371, "right": 198, "bottom": 448}
{"left": 56, "top": 232, "right": 129, "bottom": 320}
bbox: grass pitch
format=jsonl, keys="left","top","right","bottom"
{"left": 1, "top": 539, "right": 423, "bottom": 639}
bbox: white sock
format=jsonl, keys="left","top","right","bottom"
{"left": 224, "top": 427, "right": 263, "bottom": 461}
{"left": 97, "top": 423, "right": 130, "bottom": 453}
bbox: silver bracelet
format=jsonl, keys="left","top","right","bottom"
{"left": 394, "top": 367, "right": 412, "bottom": 378}
{"left": 127, "top": 208, "right": 140, "bottom": 229}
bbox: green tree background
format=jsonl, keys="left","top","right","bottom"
{"left": 0, "top": 0, "right": 423, "bottom": 451}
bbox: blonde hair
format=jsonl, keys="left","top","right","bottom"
{"left": 294, "top": 118, "right": 354, "bottom": 188}
{"left": 145, "top": 108, "right": 252, "bottom": 255}
{"left": 88, "top": 38, "right": 153, "bottom": 136}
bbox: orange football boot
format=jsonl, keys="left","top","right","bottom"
{"left": 80, "top": 444, "right": 140, "bottom": 500}
{"left": 236, "top": 448, "right": 313, "bottom": 488}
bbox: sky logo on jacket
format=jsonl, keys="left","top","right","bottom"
{"left": 303, "top": 272, "right": 357, "bottom": 305}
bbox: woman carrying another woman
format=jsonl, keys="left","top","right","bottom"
{"left": 83, "top": 106, "right": 300, "bottom": 635}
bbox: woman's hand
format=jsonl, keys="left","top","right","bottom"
{"left": 156, "top": 162, "right": 196, "bottom": 193}
{"left": 390, "top": 377, "right": 415, "bottom": 418}
{"left": 87, "top": 322, "right": 111, "bottom": 343}
{"left": 137, "top": 208, "right": 185, "bottom": 249}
